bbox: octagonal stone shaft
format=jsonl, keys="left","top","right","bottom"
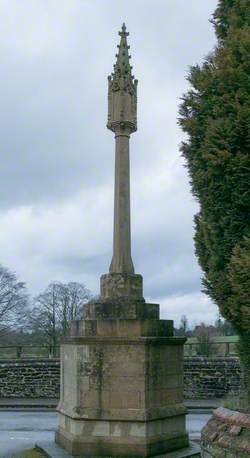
{"left": 109, "top": 131, "right": 134, "bottom": 274}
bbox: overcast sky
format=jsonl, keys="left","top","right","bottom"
{"left": 0, "top": 0, "right": 220, "bottom": 327}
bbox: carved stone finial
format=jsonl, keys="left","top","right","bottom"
{"left": 107, "top": 24, "right": 137, "bottom": 133}
{"left": 119, "top": 22, "right": 129, "bottom": 38}
{"left": 105, "top": 25, "right": 138, "bottom": 277}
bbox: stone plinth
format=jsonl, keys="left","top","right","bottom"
{"left": 83, "top": 298, "right": 159, "bottom": 321}
{"left": 101, "top": 273, "right": 143, "bottom": 299}
{"left": 37, "top": 440, "right": 201, "bottom": 457}
{"left": 55, "top": 300, "right": 189, "bottom": 457}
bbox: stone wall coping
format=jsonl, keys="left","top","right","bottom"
{"left": 0, "top": 357, "right": 241, "bottom": 400}
{"left": 0, "top": 356, "right": 239, "bottom": 363}
{"left": 62, "top": 336, "right": 187, "bottom": 346}
{"left": 184, "top": 356, "right": 239, "bottom": 361}
{"left": 0, "top": 359, "right": 60, "bottom": 364}
{"left": 202, "top": 407, "right": 250, "bottom": 456}
{"left": 214, "top": 406, "right": 250, "bottom": 429}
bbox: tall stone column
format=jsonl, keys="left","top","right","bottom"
{"left": 53, "top": 24, "right": 200, "bottom": 458}
{"left": 100, "top": 23, "right": 142, "bottom": 300}
{"left": 110, "top": 129, "right": 134, "bottom": 274}
{"left": 108, "top": 24, "right": 136, "bottom": 276}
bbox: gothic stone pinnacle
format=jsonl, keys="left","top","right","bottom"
{"left": 102, "top": 24, "right": 142, "bottom": 299}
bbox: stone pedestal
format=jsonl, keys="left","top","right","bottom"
{"left": 100, "top": 273, "right": 143, "bottom": 300}
{"left": 55, "top": 299, "right": 189, "bottom": 457}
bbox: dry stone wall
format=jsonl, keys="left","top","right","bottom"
{"left": 0, "top": 359, "right": 60, "bottom": 398}
{"left": 184, "top": 357, "right": 240, "bottom": 399}
{"left": 0, "top": 357, "right": 240, "bottom": 399}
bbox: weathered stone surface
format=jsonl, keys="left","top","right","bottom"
{"left": 56, "top": 428, "right": 189, "bottom": 457}
{"left": 83, "top": 298, "right": 159, "bottom": 320}
{"left": 100, "top": 273, "right": 143, "bottom": 299}
{"left": 184, "top": 357, "right": 240, "bottom": 399}
{"left": 57, "top": 334, "right": 186, "bottom": 420}
{"left": 106, "top": 23, "right": 137, "bottom": 276}
{"left": 201, "top": 407, "right": 250, "bottom": 457}
{"left": 69, "top": 318, "right": 173, "bottom": 338}
{"left": 0, "top": 359, "right": 60, "bottom": 398}
{"left": 107, "top": 24, "right": 137, "bottom": 135}
{"left": 37, "top": 440, "right": 201, "bottom": 458}
{"left": 0, "top": 357, "right": 241, "bottom": 400}
{"left": 56, "top": 329, "right": 188, "bottom": 456}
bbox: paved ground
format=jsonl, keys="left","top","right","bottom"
{"left": 186, "top": 414, "right": 211, "bottom": 439}
{"left": 0, "top": 411, "right": 55, "bottom": 457}
{"left": 0, "top": 399, "right": 58, "bottom": 409}
{"left": 0, "top": 411, "right": 211, "bottom": 457}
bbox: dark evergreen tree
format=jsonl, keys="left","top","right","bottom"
{"left": 179, "top": 0, "right": 250, "bottom": 409}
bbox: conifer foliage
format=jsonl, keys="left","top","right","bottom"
{"left": 179, "top": 0, "right": 250, "bottom": 408}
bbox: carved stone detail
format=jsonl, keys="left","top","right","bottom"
{"left": 105, "top": 23, "right": 139, "bottom": 278}
{"left": 100, "top": 273, "right": 143, "bottom": 299}
{"left": 107, "top": 23, "right": 137, "bottom": 133}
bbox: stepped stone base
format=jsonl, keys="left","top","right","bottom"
{"left": 37, "top": 440, "right": 201, "bottom": 457}
{"left": 56, "top": 414, "right": 188, "bottom": 457}
{"left": 55, "top": 296, "right": 189, "bottom": 457}
{"left": 201, "top": 406, "right": 250, "bottom": 457}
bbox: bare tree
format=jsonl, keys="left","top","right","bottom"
{"left": 30, "top": 281, "right": 91, "bottom": 351}
{"left": 56, "top": 282, "right": 90, "bottom": 336}
{"left": 0, "top": 264, "right": 28, "bottom": 335}
{"left": 30, "top": 283, "right": 60, "bottom": 352}
{"left": 180, "top": 315, "right": 188, "bottom": 335}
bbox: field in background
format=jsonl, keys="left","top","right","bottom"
{"left": 0, "top": 336, "right": 239, "bottom": 359}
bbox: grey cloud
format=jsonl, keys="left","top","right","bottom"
{"left": 0, "top": 0, "right": 217, "bottom": 208}
{"left": 0, "top": 49, "right": 111, "bottom": 208}
{"left": 0, "top": 0, "right": 218, "bottom": 323}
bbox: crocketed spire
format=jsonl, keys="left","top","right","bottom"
{"left": 107, "top": 23, "right": 137, "bottom": 133}
{"left": 113, "top": 23, "right": 132, "bottom": 78}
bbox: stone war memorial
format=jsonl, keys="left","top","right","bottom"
{"left": 38, "top": 25, "right": 201, "bottom": 457}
